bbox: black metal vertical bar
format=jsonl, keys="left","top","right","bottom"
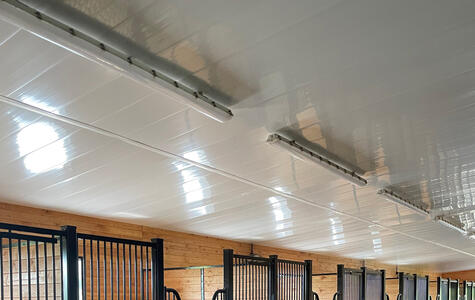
{"left": 140, "top": 246, "right": 144, "bottom": 300}
{"left": 97, "top": 241, "right": 100, "bottom": 300}
{"left": 129, "top": 245, "right": 132, "bottom": 300}
{"left": 18, "top": 239, "right": 23, "bottom": 300}
{"left": 36, "top": 241, "right": 40, "bottom": 300}
{"left": 288, "top": 262, "right": 291, "bottom": 300}
{"left": 82, "top": 238, "right": 86, "bottom": 300}
{"left": 223, "top": 250, "right": 234, "bottom": 300}
{"left": 280, "top": 259, "right": 283, "bottom": 300}
{"left": 44, "top": 242, "right": 48, "bottom": 300}
{"left": 251, "top": 258, "right": 254, "bottom": 300}
{"left": 123, "top": 244, "right": 126, "bottom": 300}
{"left": 146, "top": 246, "right": 149, "bottom": 300}
{"left": 89, "top": 239, "right": 93, "bottom": 300}
{"left": 337, "top": 265, "right": 345, "bottom": 300}
{"left": 0, "top": 237, "right": 3, "bottom": 300}
{"left": 27, "top": 240, "right": 31, "bottom": 300}
{"left": 362, "top": 267, "right": 367, "bottom": 300}
{"left": 60, "top": 237, "right": 64, "bottom": 300}
{"left": 414, "top": 275, "right": 418, "bottom": 300}
{"left": 53, "top": 238, "right": 57, "bottom": 300}
{"left": 110, "top": 242, "right": 114, "bottom": 300}
{"left": 276, "top": 260, "right": 278, "bottom": 300}
{"left": 238, "top": 257, "right": 241, "bottom": 300}
{"left": 305, "top": 260, "right": 312, "bottom": 300}
{"left": 286, "top": 264, "right": 293, "bottom": 300}
{"left": 135, "top": 245, "right": 138, "bottom": 300}
{"left": 292, "top": 263, "right": 294, "bottom": 300}
{"left": 117, "top": 243, "right": 120, "bottom": 300}
{"left": 285, "top": 261, "right": 288, "bottom": 300}
{"left": 259, "top": 260, "right": 262, "bottom": 300}
{"left": 297, "top": 264, "right": 300, "bottom": 300}
{"left": 247, "top": 258, "right": 249, "bottom": 300}
{"left": 399, "top": 273, "right": 405, "bottom": 300}
{"left": 104, "top": 241, "right": 107, "bottom": 300}
{"left": 249, "top": 258, "right": 251, "bottom": 300}
{"left": 286, "top": 262, "right": 288, "bottom": 300}
{"left": 61, "top": 225, "right": 79, "bottom": 300}
{"left": 381, "top": 270, "right": 386, "bottom": 300}
{"left": 269, "top": 255, "right": 278, "bottom": 300}
{"left": 151, "top": 239, "right": 164, "bottom": 300}
{"left": 293, "top": 263, "right": 295, "bottom": 300}
{"left": 246, "top": 258, "right": 249, "bottom": 300}
{"left": 282, "top": 261, "right": 285, "bottom": 300}
{"left": 289, "top": 263, "right": 292, "bottom": 300}
{"left": 236, "top": 258, "right": 239, "bottom": 295}
{"left": 8, "top": 237, "right": 12, "bottom": 300}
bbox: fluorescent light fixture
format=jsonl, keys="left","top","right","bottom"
{"left": 266, "top": 133, "right": 367, "bottom": 187}
{"left": 435, "top": 217, "right": 467, "bottom": 235}
{"left": 1, "top": 0, "right": 233, "bottom": 123}
{"left": 377, "top": 189, "right": 429, "bottom": 216}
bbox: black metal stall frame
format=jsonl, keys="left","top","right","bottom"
{"left": 398, "top": 273, "right": 430, "bottom": 300}
{"left": 313, "top": 264, "right": 387, "bottom": 300}
{"left": 210, "top": 249, "right": 315, "bottom": 300}
{"left": 0, "top": 222, "right": 180, "bottom": 300}
{"left": 449, "top": 279, "right": 459, "bottom": 300}
{"left": 438, "top": 277, "right": 460, "bottom": 300}
{"left": 463, "top": 281, "right": 474, "bottom": 300}
{"left": 438, "top": 277, "right": 450, "bottom": 300}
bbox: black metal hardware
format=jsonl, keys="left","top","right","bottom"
{"left": 62, "top": 225, "right": 79, "bottom": 300}
{"left": 165, "top": 287, "right": 182, "bottom": 300}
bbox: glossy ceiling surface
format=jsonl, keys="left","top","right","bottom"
{"left": 0, "top": 0, "right": 474, "bottom": 272}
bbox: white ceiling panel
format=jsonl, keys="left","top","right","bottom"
{"left": 0, "top": 0, "right": 474, "bottom": 272}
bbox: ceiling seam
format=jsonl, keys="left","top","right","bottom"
{"left": 0, "top": 93, "right": 474, "bottom": 260}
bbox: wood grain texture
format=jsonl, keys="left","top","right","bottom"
{"left": 442, "top": 270, "right": 475, "bottom": 281}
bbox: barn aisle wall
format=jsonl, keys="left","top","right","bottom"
{"left": 0, "top": 202, "right": 441, "bottom": 300}
{"left": 442, "top": 270, "right": 475, "bottom": 281}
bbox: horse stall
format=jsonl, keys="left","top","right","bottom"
{"left": 0, "top": 222, "right": 180, "bottom": 300}
{"left": 313, "top": 264, "right": 386, "bottom": 300}
{"left": 397, "top": 273, "right": 430, "bottom": 300}
{"left": 165, "top": 248, "right": 315, "bottom": 300}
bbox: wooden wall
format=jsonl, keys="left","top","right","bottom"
{"left": 442, "top": 270, "right": 475, "bottom": 282}
{"left": 0, "top": 202, "right": 445, "bottom": 300}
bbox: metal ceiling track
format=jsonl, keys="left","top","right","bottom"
{"left": 3, "top": 0, "right": 233, "bottom": 122}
